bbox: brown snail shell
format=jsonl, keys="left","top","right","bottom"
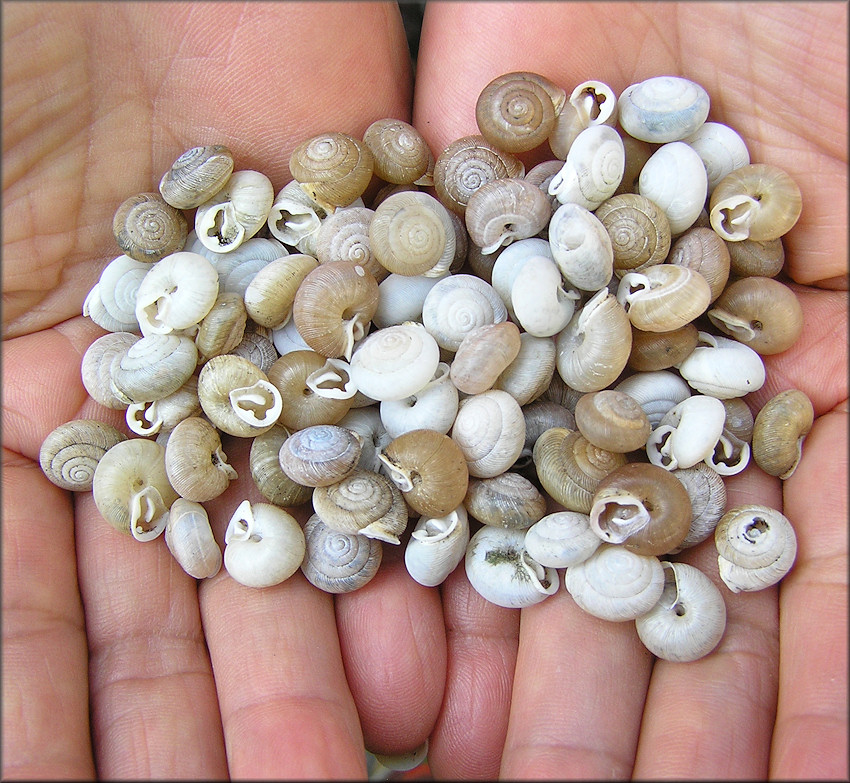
{"left": 722, "top": 397, "right": 755, "bottom": 443}
{"left": 362, "top": 118, "right": 431, "bottom": 185}
{"left": 617, "top": 264, "right": 712, "bottom": 333}
{"left": 244, "top": 253, "right": 319, "bottom": 330}
{"left": 611, "top": 131, "right": 654, "bottom": 197}
{"left": 164, "top": 416, "right": 237, "bottom": 502}
{"left": 39, "top": 419, "right": 128, "bottom": 492}
{"left": 589, "top": 462, "right": 692, "bottom": 556}
{"left": 279, "top": 424, "right": 362, "bottom": 488}
{"left": 231, "top": 326, "right": 279, "bottom": 374}
{"left": 667, "top": 226, "right": 731, "bottom": 302}
{"left": 450, "top": 321, "right": 522, "bottom": 395}
{"left": 112, "top": 192, "right": 188, "bottom": 264}
{"left": 707, "top": 276, "right": 803, "bottom": 355}
{"left": 464, "top": 472, "right": 546, "bottom": 530}
{"left": 628, "top": 323, "right": 699, "bottom": 372}
{"left": 249, "top": 425, "right": 314, "bottom": 507}
{"left": 595, "top": 193, "right": 672, "bottom": 276}
{"left": 752, "top": 389, "right": 814, "bottom": 479}
{"left": 726, "top": 237, "right": 785, "bottom": 278}
{"left": 574, "top": 389, "right": 651, "bottom": 453}
{"left": 159, "top": 145, "right": 234, "bottom": 209}
{"left": 195, "top": 292, "right": 248, "bottom": 363}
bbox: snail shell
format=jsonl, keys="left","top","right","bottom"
{"left": 548, "top": 124, "right": 625, "bottom": 210}
{"left": 676, "top": 332, "right": 766, "bottom": 399}
{"left": 638, "top": 141, "right": 708, "bottom": 235}
{"left": 450, "top": 321, "right": 521, "bottom": 395}
{"left": 83, "top": 282, "right": 138, "bottom": 333}
{"left": 669, "top": 462, "right": 728, "bottom": 552}
{"left": 289, "top": 132, "right": 374, "bottom": 213}
{"left": 617, "top": 264, "right": 712, "bottom": 333}
{"left": 433, "top": 135, "right": 524, "bottom": 216}
{"left": 194, "top": 292, "right": 248, "bottom": 363}
{"left": 372, "top": 273, "right": 443, "bottom": 330}
{"left": 646, "top": 394, "right": 727, "bottom": 471}
{"left": 244, "top": 253, "right": 319, "bottom": 330}
{"left": 231, "top": 326, "right": 279, "bottom": 373}
{"left": 312, "top": 468, "right": 408, "bottom": 545}
{"left": 165, "top": 498, "right": 222, "bottom": 579}
{"left": 249, "top": 424, "right": 314, "bottom": 507}
{"left": 292, "top": 261, "right": 379, "bottom": 360}
{"left": 722, "top": 397, "right": 755, "bottom": 443}
{"left": 451, "top": 390, "right": 525, "bottom": 479}
{"left": 706, "top": 427, "right": 751, "bottom": 477}
{"left": 574, "top": 389, "right": 651, "bottom": 453}
{"left": 547, "top": 80, "right": 618, "bottom": 160}
{"left": 379, "top": 361, "right": 459, "bottom": 439}
{"left": 475, "top": 71, "right": 565, "bottom": 153}
{"left": 667, "top": 226, "right": 731, "bottom": 302}
{"left": 524, "top": 510, "right": 601, "bottom": 569}
{"left": 95, "top": 254, "right": 150, "bottom": 328}
{"left": 525, "top": 159, "right": 565, "bottom": 208}
{"left": 726, "top": 237, "right": 785, "bottom": 279}
{"left": 379, "top": 428, "right": 469, "bottom": 517}
{"left": 363, "top": 118, "right": 430, "bottom": 184}
{"left": 338, "top": 406, "right": 392, "bottom": 474}
{"left": 81, "top": 332, "right": 140, "bottom": 409}
{"left": 301, "top": 513, "right": 382, "bottom": 594}
{"left": 164, "top": 416, "right": 237, "bottom": 502}
{"left": 315, "top": 207, "right": 385, "bottom": 281}
{"left": 304, "top": 356, "right": 357, "bottom": 401}
{"left": 464, "top": 472, "right": 546, "bottom": 530}
{"left": 111, "top": 334, "right": 198, "bottom": 404}
{"left": 493, "top": 332, "right": 557, "bottom": 407}
{"left": 404, "top": 506, "right": 470, "bottom": 587}
{"left": 271, "top": 317, "right": 312, "bottom": 357}
{"left": 635, "top": 561, "right": 726, "bottom": 662}
{"left": 197, "top": 353, "right": 282, "bottom": 437}
{"left": 465, "top": 526, "right": 558, "bottom": 609}
{"left": 614, "top": 370, "right": 692, "bottom": 429}
{"left": 91, "top": 438, "right": 179, "bottom": 540}
{"left": 516, "top": 400, "right": 576, "bottom": 470}
{"left": 564, "top": 543, "right": 665, "bottom": 621}
{"left": 618, "top": 76, "right": 710, "bottom": 143}
{"left": 707, "top": 276, "right": 804, "bottom": 355}
{"left": 548, "top": 202, "right": 614, "bottom": 292}
{"left": 595, "top": 193, "right": 672, "bottom": 276}
{"left": 267, "top": 179, "right": 327, "bottom": 250}
{"left": 39, "top": 419, "right": 127, "bottom": 492}
{"left": 628, "top": 323, "right": 699, "bottom": 372}
{"left": 112, "top": 192, "right": 188, "bottom": 264}
{"left": 510, "top": 255, "right": 579, "bottom": 337}
{"left": 159, "top": 145, "right": 234, "bottom": 209}
{"left": 532, "top": 427, "right": 627, "bottom": 514}
{"left": 709, "top": 164, "right": 802, "bottom": 242}
{"left": 589, "top": 462, "right": 692, "bottom": 556}
{"left": 224, "top": 500, "right": 306, "bottom": 589}
{"left": 127, "top": 374, "right": 202, "bottom": 439}
{"left": 490, "top": 236, "right": 554, "bottom": 317}
{"left": 684, "top": 122, "right": 750, "bottom": 194}
{"left": 714, "top": 504, "right": 797, "bottom": 592}
{"left": 279, "top": 424, "right": 362, "bottom": 488}
{"left": 195, "top": 170, "right": 275, "bottom": 254}
{"left": 752, "top": 389, "right": 814, "bottom": 479}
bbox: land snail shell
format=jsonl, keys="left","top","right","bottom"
{"left": 195, "top": 170, "right": 275, "bottom": 254}
{"left": 223, "top": 500, "right": 306, "bottom": 589}
{"left": 243, "top": 253, "right": 319, "bottom": 330}
{"left": 638, "top": 141, "right": 708, "bottom": 235}
{"left": 523, "top": 510, "right": 600, "bottom": 568}
{"left": 278, "top": 424, "right": 362, "bottom": 488}
{"left": 83, "top": 282, "right": 139, "bottom": 333}
{"left": 704, "top": 425, "right": 751, "bottom": 477}
{"left": 195, "top": 292, "right": 248, "bottom": 363}
{"left": 94, "top": 254, "right": 150, "bottom": 328}
{"left": 314, "top": 207, "right": 385, "bottom": 281}
{"left": 547, "top": 80, "right": 618, "bottom": 160}
{"left": 532, "top": 427, "right": 627, "bottom": 514}
{"left": 617, "top": 264, "right": 712, "bottom": 333}
{"left": 39, "top": 419, "right": 128, "bottom": 492}
{"left": 433, "top": 134, "right": 524, "bottom": 216}
{"left": 338, "top": 407, "right": 392, "bottom": 474}
{"left": 165, "top": 499, "right": 222, "bottom": 579}
{"left": 463, "top": 471, "right": 546, "bottom": 530}
{"left": 91, "top": 438, "right": 179, "bottom": 541}
{"left": 271, "top": 316, "right": 313, "bottom": 357}
{"left": 378, "top": 428, "right": 470, "bottom": 517}
{"left": 548, "top": 202, "right": 614, "bottom": 291}
{"left": 709, "top": 163, "right": 802, "bottom": 242}
{"left": 267, "top": 179, "right": 327, "bottom": 249}
{"left": 726, "top": 236, "right": 785, "bottom": 279}
{"left": 162, "top": 416, "right": 237, "bottom": 502}
{"left": 372, "top": 273, "right": 443, "bottom": 330}
{"left": 464, "top": 525, "right": 558, "bottom": 609}
{"left": 249, "top": 425, "right": 314, "bottom": 507}
{"left": 618, "top": 75, "right": 710, "bottom": 143}
{"left": 574, "top": 389, "right": 652, "bottom": 453}
{"left": 525, "top": 159, "right": 565, "bottom": 209}
{"left": 628, "top": 323, "right": 700, "bottom": 372}
{"left": 721, "top": 397, "right": 755, "bottom": 443}
{"left": 493, "top": 332, "right": 557, "bottom": 407}
{"left": 490, "top": 236, "right": 554, "bottom": 318}
{"left": 312, "top": 468, "right": 408, "bottom": 545}
{"left": 421, "top": 273, "right": 507, "bottom": 352}
{"left": 379, "top": 361, "right": 459, "bottom": 439}
{"left": 667, "top": 226, "right": 731, "bottom": 302}
{"left": 451, "top": 390, "right": 525, "bottom": 479}
{"left": 668, "top": 462, "right": 728, "bottom": 553}
{"left": 231, "top": 327, "right": 279, "bottom": 373}
{"left": 81, "top": 332, "right": 140, "bottom": 409}
{"left": 127, "top": 375, "right": 201, "bottom": 437}
{"left": 190, "top": 234, "right": 287, "bottom": 280}
{"left": 714, "top": 504, "right": 797, "bottom": 592}
{"left": 614, "top": 369, "right": 692, "bottom": 429}
{"left": 197, "top": 353, "right": 282, "bottom": 437}
{"left": 112, "top": 192, "right": 188, "bottom": 264}
{"left": 594, "top": 193, "right": 672, "bottom": 277}
{"left": 635, "top": 561, "right": 727, "bottom": 662}
{"left": 683, "top": 121, "right": 750, "bottom": 194}
{"left": 450, "top": 321, "right": 522, "bottom": 395}
{"left": 300, "top": 513, "right": 382, "bottom": 594}
{"left": 475, "top": 71, "right": 565, "bottom": 154}
{"left": 292, "top": 261, "right": 379, "bottom": 360}
{"left": 548, "top": 124, "right": 625, "bottom": 211}
{"left": 555, "top": 288, "right": 632, "bottom": 393}
{"left": 363, "top": 118, "right": 431, "bottom": 184}
{"left": 707, "top": 276, "right": 804, "bottom": 355}
{"left": 646, "top": 394, "right": 727, "bottom": 471}
{"left": 305, "top": 357, "right": 357, "bottom": 401}
{"left": 564, "top": 543, "right": 665, "bottom": 621}
{"left": 516, "top": 400, "right": 576, "bottom": 470}
{"left": 752, "top": 389, "right": 814, "bottom": 479}
{"left": 465, "top": 177, "right": 552, "bottom": 255}
{"left": 111, "top": 334, "right": 199, "bottom": 404}
{"left": 289, "top": 132, "right": 374, "bottom": 213}
{"left": 676, "top": 331, "right": 766, "bottom": 399}
{"left": 404, "top": 505, "right": 470, "bottom": 587}
{"left": 589, "top": 462, "right": 693, "bottom": 556}
{"left": 509, "top": 255, "right": 580, "bottom": 337}
{"left": 158, "top": 144, "right": 234, "bottom": 209}
{"left": 370, "top": 191, "right": 456, "bottom": 277}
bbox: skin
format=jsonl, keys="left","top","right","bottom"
{"left": 2, "top": 1, "right": 846, "bottom": 779}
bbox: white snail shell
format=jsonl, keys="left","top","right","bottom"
{"left": 379, "top": 361, "right": 458, "bottom": 439}
{"left": 451, "top": 390, "right": 525, "bottom": 478}
{"left": 548, "top": 124, "right": 625, "bottom": 210}
{"left": 618, "top": 76, "right": 710, "bottom": 143}
{"left": 676, "top": 332, "right": 766, "bottom": 399}
{"left": 646, "top": 395, "right": 727, "bottom": 470}
{"left": 510, "top": 255, "right": 579, "bottom": 337}
{"left": 404, "top": 506, "right": 470, "bottom": 587}
{"left": 524, "top": 510, "right": 601, "bottom": 568}
{"left": 548, "top": 202, "right": 614, "bottom": 292}
{"left": 684, "top": 121, "right": 750, "bottom": 193}
{"left": 638, "top": 142, "right": 708, "bottom": 235}
{"left": 165, "top": 498, "right": 222, "bottom": 579}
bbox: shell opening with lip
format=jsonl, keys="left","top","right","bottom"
{"left": 405, "top": 506, "right": 470, "bottom": 587}
{"left": 267, "top": 180, "right": 327, "bottom": 246}
{"left": 570, "top": 81, "right": 618, "bottom": 127}
{"left": 706, "top": 431, "right": 751, "bottom": 476}
{"left": 228, "top": 380, "right": 283, "bottom": 429}
{"left": 305, "top": 358, "right": 357, "bottom": 400}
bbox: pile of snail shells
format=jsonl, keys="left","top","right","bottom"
{"left": 39, "top": 72, "right": 815, "bottom": 664}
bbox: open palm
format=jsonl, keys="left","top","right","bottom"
{"left": 3, "top": 2, "right": 846, "bottom": 779}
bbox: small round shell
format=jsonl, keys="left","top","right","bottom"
{"left": 301, "top": 513, "right": 382, "bottom": 594}
{"left": 638, "top": 142, "right": 708, "bottom": 235}
{"left": 249, "top": 424, "right": 314, "bottom": 507}
{"left": 595, "top": 193, "right": 672, "bottom": 277}
{"left": 164, "top": 416, "right": 237, "bottom": 502}
{"left": 646, "top": 394, "right": 727, "bottom": 471}
{"left": 618, "top": 76, "right": 710, "bottom": 143}
{"left": 165, "top": 499, "right": 222, "bottom": 579}
{"left": 510, "top": 255, "right": 580, "bottom": 338}
{"left": 112, "top": 192, "right": 188, "bottom": 264}
{"left": 548, "top": 202, "right": 614, "bottom": 291}
{"left": 726, "top": 237, "right": 785, "bottom": 279}
{"left": 493, "top": 332, "right": 557, "bottom": 407}
{"left": 451, "top": 390, "right": 525, "bottom": 479}
{"left": 279, "top": 424, "right": 362, "bottom": 488}
{"left": 379, "top": 361, "right": 458, "bottom": 439}
{"left": 39, "top": 420, "right": 128, "bottom": 492}
{"left": 363, "top": 118, "right": 430, "bottom": 184}
{"left": 676, "top": 332, "right": 766, "bottom": 399}
{"left": 683, "top": 122, "right": 750, "bottom": 193}
{"left": 617, "top": 264, "right": 712, "bottom": 333}
{"left": 81, "top": 332, "right": 140, "bottom": 410}
{"left": 464, "top": 472, "right": 546, "bottom": 530}
{"left": 111, "top": 334, "right": 199, "bottom": 404}
{"left": 628, "top": 323, "right": 700, "bottom": 373}
{"left": 244, "top": 253, "right": 319, "bottom": 330}
{"left": 450, "top": 321, "right": 522, "bottom": 395}
{"left": 267, "top": 179, "right": 327, "bottom": 250}
{"left": 195, "top": 292, "right": 249, "bottom": 363}
{"left": 404, "top": 506, "right": 470, "bottom": 587}
{"left": 752, "top": 389, "right": 814, "bottom": 479}
{"left": 159, "top": 145, "right": 234, "bottom": 209}
{"left": 314, "top": 207, "right": 384, "bottom": 280}
{"left": 574, "top": 389, "right": 651, "bottom": 453}
{"left": 667, "top": 226, "right": 731, "bottom": 302}
{"left": 669, "top": 462, "right": 728, "bottom": 552}
{"left": 524, "top": 511, "right": 601, "bottom": 568}
{"left": 614, "top": 370, "right": 692, "bottom": 429}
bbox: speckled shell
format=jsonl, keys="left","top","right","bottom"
{"left": 451, "top": 390, "right": 525, "bottom": 478}
{"left": 159, "top": 145, "right": 234, "bottom": 209}
{"left": 39, "top": 419, "right": 128, "bottom": 492}
{"left": 301, "top": 513, "right": 382, "bottom": 593}
{"left": 618, "top": 76, "right": 710, "bottom": 143}
{"left": 113, "top": 192, "right": 188, "bottom": 264}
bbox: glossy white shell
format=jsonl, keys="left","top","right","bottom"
{"left": 548, "top": 124, "right": 625, "bottom": 210}
{"left": 379, "top": 362, "right": 459, "bottom": 439}
{"left": 490, "top": 237, "right": 554, "bottom": 318}
{"left": 646, "top": 395, "right": 727, "bottom": 470}
{"left": 404, "top": 506, "right": 470, "bottom": 587}
{"left": 684, "top": 122, "right": 750, "bottom": 193}
{"left": 372, "top": 273, "right": 444, "bottom": 329}
{"left": 676, "top": 332, "right": 766, "bottom": 399}
{"left": 638, "top": 142, "right": 708, "bottom": 235}
{"left": 619, "top": 76, "right": 710, "bottom": 143}
{"left": 510, "top": 255, "right": 579, "bottom": 337}
{"left": 524, "top": 510, "right": 601, "bottom": 568}
{"left": 548, "top": 202, "right": 614, "bottom": 291}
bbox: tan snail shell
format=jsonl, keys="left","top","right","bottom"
{"left": 595, "top": 193, "right": 672, "bottom": 276}
{"left": 617, "top": 264, "right": 712, "bottom": 333}
{"left": 289, "top": 132, "right": 374, "bottom": 213}
{"left": 493, "top": 332, "right": 557, "bottom": 407}
{"left": 231, "top": 326, "right": 279, "bottom": 373}
{"left": 249, "top": 424, "right": 314, "bottom": 507}
{"left": 709, "top": 163, "right": 802, "bottom": 242}
{"left": 292, "top": 261, "right": 379, "bottom": 360}
{"left": 574, "top": 389, "right": 651, "bottom": 453}
{"left": 449, "top": 321, "right": 522, "bottom": 395}
{"left": 165, "top": 499, "right": 222, "bottom": 579}
{"left": 726, "top": 237, "right": 785, "bottom": 279}
{"left": 244, "top": 253, "right": 319, "bottom": 330}
{"left": 628, "top": 323, "right": 700, "bottom": 372}
{"left": 612, "top": 132, "right": 654, "bottom": 197}
{"left": 475, "top": 71, "right": 565, "bottom": 153}
{"left": 279, "top": 424, "right": 362, "bottom": 488}
{"left": 194, "top": 292, "right": 248, "bottom": 363}
{"left": 667, "top": 226, "right": 731, "bottom": 302}
{"left": 39, "top": 419, "right": 128, "bottom": 492}
{"left": 463, "top": 471, "right": 546, "bottom": 530}
{"left": 707, "top": 276, "right": 804, "bottom": 355}
{"left": 363, "top": 118, "right": 431, "bottom": 184}
{"left": 752, "top": 389, "right": 814, "bottom": 479}
{"left": 669, "top": 462, "right": 728, "bottom": 553}
{"left": 159, "top": 145, "right": 234, "bottom": 209}
{"left": 112, "top": 192, "right": 188, "bottom": 264}
{"left": 111, "top": 334, "right": 199, "bottom": 404}
{"left": 164, "top": 416, "right": 237, "bottom": 502}
{"left": 378, "top": 428, "right": 470, "bottom": 517}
